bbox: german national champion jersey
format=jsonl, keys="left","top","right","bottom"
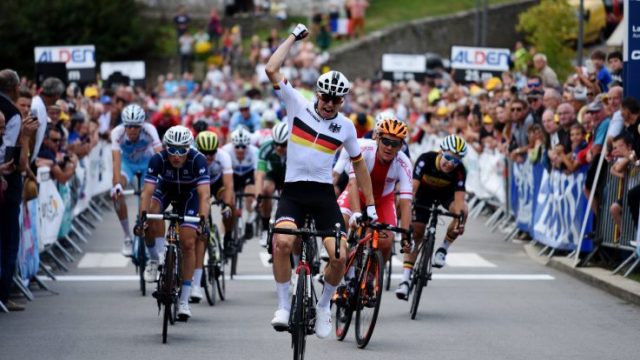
{"left": 144, "top": 148, "right": 210, "bottom": 197}
{"left": 111, "top": 123, "right": 161, "bottom": 163}
{"left": 413, "top": 151, "right": 466, "bottom": 201}
{"left": 274, "top": 78, "right": 361, "bottom": 184}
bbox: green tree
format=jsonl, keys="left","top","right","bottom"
{"left": 516, "top": 0, "right": 577, "bottom": 81}
{"left": 0, "top": 0, "right": 160, "bottom": 78}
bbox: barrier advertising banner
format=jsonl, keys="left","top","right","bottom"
{"left": 19, "top": 200, "right": 40, "bottom": 284}
{"left": 36, "top": 167, "right": 64, "bottom": 248}
{"left": 624, "top": 0, "right": 640, "bottom": 99}
{"left": 532, "top": 168, "right": 593, "bottom": 251}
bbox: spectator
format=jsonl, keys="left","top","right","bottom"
{"left": 583, "top": 100, "right": 610, "bottom": 213}
{"left": 590, "top": 50, "right": 612, "bottom": 93}
{"left": 556, "top": 102, "right": 577, "bottom": 152}
{"left": 508, "top": 99, "right": 534, "bottom": 162}
{"left": 526, "top": 124, "right": 545, "bottom": 164}
{"left": 533, "top": 53, "right": 560, "bottom": 89}
{"left": 346, "top": 0, "right": 369, "bottom": 38}
{"left": 609, "top": 134, "right": 635, "bottom": 234}
{"left": 16, "top": 86, "right": 31, "bottom": 118}
{"left": 620, "top": 96, "right": 640, "bottom": 156}
{"left": 31, "top": 77, "right": 64, "bottom": 160}
{"left": 230, "top": 97, "right": 261, "bottom": 132}
{"left": 607, "top": 50, "right": 624, "bottom": 87}
{"left": 174, "top": 6, "right": 191, "bottom": 43}
{"left": 559, "top": 123, "right": 588, "bottom": 173}
{"left": 527, "top": 89, "right": 545, "bottom": 123}
{"left": 179, "top": 32, "right": 195, "bottom": 74}
{"left": 542, "top": 87, "right": 562, "bottom": 112}
{"left": 35, "top": 125, "right": 77, "bottom": 184}
{"left": 207, "top": 9, "right": 223, "bottom": 51}
{"left": 542, "top": 108, "right": 560, "bottom": 148}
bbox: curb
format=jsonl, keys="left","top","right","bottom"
{"left": 523, "top": 244, "right": 640, "bottom": 306}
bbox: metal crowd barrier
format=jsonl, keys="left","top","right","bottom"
{"left": 597, "top": 163, "right": 639, "bottom": 251}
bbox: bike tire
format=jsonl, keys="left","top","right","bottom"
{"left": 203, "top": 264, "right": 216, "bottom": 306}
{"left": 134, "top": 235, "right": 146, "bottom": 296}
{"left": 292, "top": 266, "right": 307, "bottom": 360}
{"left": 355, "top": 250, "right": 384, "bottom": 348}
{"left": 161, "top": 247, "right": 176, "bottom": 341}
{"left": 409, "top": 237, "right": 433, "bottom": 320}
{"left": 216, "top": 237, "right": 226, "bottom": 300}
{"left": 162, "top": 300, "right": 171, "bottom": 344}
{"left": 384, "top": 255, "right": 392, "bottom": 291}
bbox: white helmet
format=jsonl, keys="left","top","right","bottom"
{"left": 121, "top": 104, "right": 146, "bottom": 126}
{"left": 187, "top": 102, "right": 204, "bottom": 116}
{"left": 226, "top": 101, "right": 239, "bottom": 114}
{"left": 202, "top": 95, "right": 215, "bottom": 108}
{"left": 251, "top": 100, "right": 266, "bottom": 115}
{"left": 163, "top": 125, "right": 194, "bottom": 147}
{"left": 440, "top": 134, "right": 468, "bottom": 158}
{"left": 317, "top": 70, "right": 351, "bottom": 97}
{"left": 375, "top": 109, "right": 396, "bottom": 126}
{"left": 262, "top": 109, "right": 278, "bottom": 123}
{"left": 272, "top": 122, "right": 289, "bottom": 144}
{"left": 231, "top": 127, "right": 251, "bottom": 146}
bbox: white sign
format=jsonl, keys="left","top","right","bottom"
{"left": 382, "top": 54, "right": 426, "bottom": 73}
{"left": 34, "top": 45, "right": 96, "bottom": 69}
{"left": 36, "top": 167, "right": 64, "bottom": 247}
{"left": 100, "top": 61, "right": 146, "bottom": 80}
{"left": 450, "top": 46, "right": 510, "bottom": 72}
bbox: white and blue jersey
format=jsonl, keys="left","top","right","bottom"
{"left": 111, "top": 123, "right": 161, "bottom": 183}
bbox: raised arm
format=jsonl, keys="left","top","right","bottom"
{"left": 265, "top": 24, "right": 309, "bottom": 84}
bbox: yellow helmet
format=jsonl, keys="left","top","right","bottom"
{"left": 196, "top": 131, "right": 219, "bottom": 152}
{"left": 376, "top": 118, "right": 408, "bottom": 139}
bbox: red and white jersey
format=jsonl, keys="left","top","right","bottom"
{"left": 345, "top": 142, "right": 413, "bottom": 200}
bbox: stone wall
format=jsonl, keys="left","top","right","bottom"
{"left": 139, "top": 0, "right": 318, "bottom": 19}
{"left": 325, "top": 0, "right": 537, "bottom": 80}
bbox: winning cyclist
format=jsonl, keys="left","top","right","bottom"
{"left": 255, "top": 121, "right": 289, "bottom": 246}
{"left": 110, "top": 104, "right": 162, "bottom": 257}
{"left": 337, "top": 117, "right": 413, "bottom": 261}
{"left": 265, "top": 23, "right": 377, "bottom": 339}
{"left": 136, "top": 125, "right": 211, "bottom": 320}
{"left": 221, "top": 127, "right": 260, "bottom": 241}
{"left": 395, "top": 134, "right": 468, "bottom": 300}
{"left": 190, "top": 130, "right": 235, "bottom": 302}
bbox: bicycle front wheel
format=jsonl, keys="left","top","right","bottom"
{"left": 410, "top": 237, "right": 434, "bottom": 320}
{"left": 292, "top": 267, "right": 307, "bottom": 360}
{"left": 384, "top": 255, "right": 392, "bottom": 291}
{"left": 161, "top": 247, "right": 176, "bottom": 342}
{"left": 203, "top": 263, "right": 216, "bottom": 306}
{"left": 216, "top": 238, "right": 226, "bottom": 300}
{"left": 355, "top": 250, "right": 384, "bottom": 348}
{"left": 136, "top": 236, "right": 146, "bottom": 296}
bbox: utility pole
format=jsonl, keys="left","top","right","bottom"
{"left": 577, "top": 0, "right": 585, "bottom": 66}
{"left": 481, "top": 0, "right": 488, "bottom": 46}
{"left": 475, "top": 0, "right": 481, "bottom": 46}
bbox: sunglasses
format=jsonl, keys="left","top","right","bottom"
{"left": 124, "top": 125, "right": 141, "bottom": 129}
{"left": 528, "top": 97, "right": 540, "bottom": 103}
{"left": 527, "top": 82, "right": 541, "bottom": 88}
{"left": 235, "top": 144, "right": 247, "bottom": 150}
{"left": 318, "top": 93, "right": 344, "bottom": 104}
{"left": 511, "top": 107, "right": 524, "bottom": 112}
{"left": 380, "top": 137, "right": 402, "bottom": 148}
{"left": 202, "top": 150, "right": 217, "bottom": 157}
{"left": 274, "top": 142, "right": 287, "bottom": 148}
{"left": 167, "top": 146, "right": 189, "bottom": 156}
{"left": 442, "top": 152, "right": 461, "bottom": 166}
{"left": 49, "top": 137, "right": 62, "bottom": 144}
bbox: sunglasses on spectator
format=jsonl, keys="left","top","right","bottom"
{"left": 442, "top": 152, "right": 461, "bottom": 165}
{"left": 235, "top": 144, "right": 247, "bottom": 150}
{"left": 528, "top": 97, "right": 540, "bottom": 103}
{"left": 318, "top": 93, "right": 344, "bottom": 104}
{"left": 167, "top": 146, "right": 189, "bottom": 156}
{"left": 511, "top": 107, "right": 524, "bottom": 112}
{"left": 380, "top": 137, "right": 402, "bottom": 148}
{"left": 274, "top": 142, "right": 287, "bottom": 148}
{"left": 202, "top": 150, "right": 217, "bottom": 157}
{"left": 527, "top": 82, "right": 541, "bottom": 88}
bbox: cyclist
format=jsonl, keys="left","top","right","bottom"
{"left": 255, "top": 121, "right": 289, "bottom": 246}
{"left": 110, "top": 104, "right": 162, "bottom": 257}
{"left": 265, "top": 23, "right": 377, "bottom": 339}
{"left": 337, "top": 117, "right": 413, "bottom": 261}
{"left": 251, "top": 109, "right": 279, "bottom": 148}
{"left": 230, "top": 97, "right": 261, "bottom": 132}
{"left": 395, "top": 134, "right": 468, "bottom": 300}
{"left": 221, "top": 126, "right": 260, "bottom": 240}
{"left": 190, "top": 130, "right": 235, "bottom": 302}
{"left": 136, "top": 125, "right": 211, "bottom": 320}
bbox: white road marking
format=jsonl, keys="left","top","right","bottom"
{"left": 47, "top": 274, "right": 554, "bottom": 282}
{"left": 77, "top": 253, "right": 130, "bottom": 268}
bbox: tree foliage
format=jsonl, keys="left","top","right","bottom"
{"left": 0, "top": 0, "right": 160, "bottom": 77}
{"left": 516, "top": 0, "right": 577, "bottom": 80}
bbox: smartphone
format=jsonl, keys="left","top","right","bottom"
{"left": 4, "top": 146, "right": 21, "bottom": 164}
{"left": 30, "top": 109, "right": 38, "bottom": 119}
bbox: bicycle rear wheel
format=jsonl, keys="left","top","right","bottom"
{"left": 384, "top": 255, "right": 392, "bottom": 291}
{"left": 203, "top": 263, "right": 216, "bottom": 306}
{"left": 355, "top": 250, "right": 384, "bottom": 348}
{"left": 292, "top": 267, "right": 307, "bottom": 360}
{"left": 136, "top": 235, "right": 146, "bottom": 296}
{"left": 216, "top": 238, "right": 226, "bottom": 300}
{"left": 409, "top": 237, "right": 434, "bottom": 320}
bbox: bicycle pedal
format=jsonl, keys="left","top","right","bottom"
{"left": 273, "top": 325, "right": 289, "bottom": 332}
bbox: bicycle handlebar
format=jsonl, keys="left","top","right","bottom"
{"left": 146, "top": 213, "right": 201, "bottom": 223}
{"left": 413, "top": 203, "right": 464, "bottom": 220}
{"left": 271, "top": 223, "right": 341, "bottom": 259}
{"left": 120, "top": 189, "right": 138, "bottom": 196}
{"left": 356, "top": 221, "right": 413, "bottom": 253}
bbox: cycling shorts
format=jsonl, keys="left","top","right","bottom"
{"left": 121, "top": 158, "right": 150, "bottom": 188}
{"left": 233, "top": 171, "right": 255, "bottom": 191}
{"left": 265, "top": 171, "right": 285, "bottom": 191}
{"left": 210, "top": 177, "right": 225, "bottom": 201}
{"left": 275, "top": 181, "right": 346, "bottom": 236}
{"left": 337, "top": 190, "right": 397, "bottom": 226}
{"left": 152, "top": 185, "right": 200, "bottom": 230}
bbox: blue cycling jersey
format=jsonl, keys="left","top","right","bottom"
{"left": 145, "top": 148, "right": 210, "bottom": 199}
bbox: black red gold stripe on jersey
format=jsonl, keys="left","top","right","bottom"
{"left": 291, "top": 117, "right": 342, "bottom": 154}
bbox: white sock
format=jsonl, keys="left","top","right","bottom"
{"left": 401, "top": 268, "right": 412, "bottom": 283}
{"left": 193, "top": 268, "right": 203, "bottom": 286}
{"left": 317, "top": 283, "right": 337, "bottom": 310}
{"left": 120, "top": 219, "right": 132, "bottom": 239}
{"left": 441, "top": 240, "right": 451, "bottom": 250}
{"left": 146, "top": 243, "right": 159, "bottom": 260}
{"left": 276, "top": 281, "right": 290, "bottom": 311}
{"left": 180, "top": 281, "right": 192, "bottom": 303}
